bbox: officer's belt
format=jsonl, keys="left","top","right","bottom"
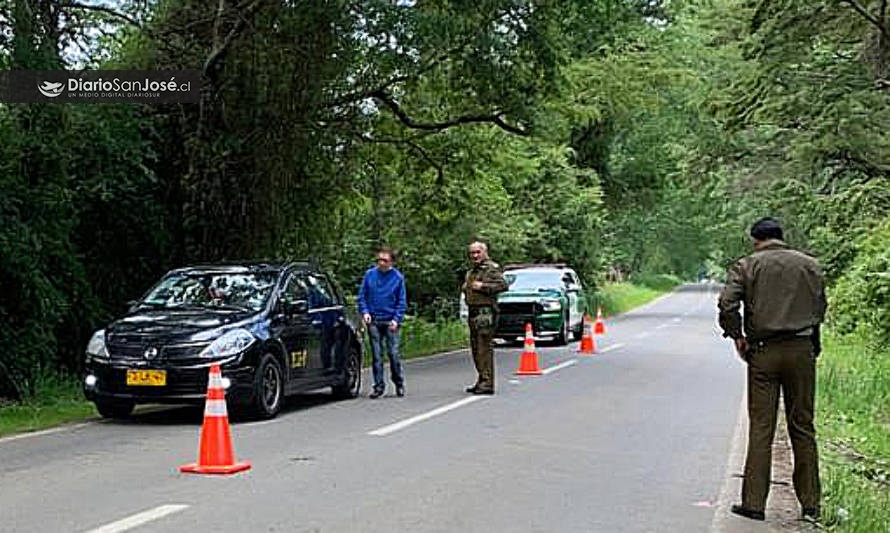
{"left": 752, "top": 327, "right": 815, "bottom": 346}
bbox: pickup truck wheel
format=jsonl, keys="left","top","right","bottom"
{"left": 555, "top": 312, "right": 570, "bottom": 345}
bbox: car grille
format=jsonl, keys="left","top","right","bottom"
{"left": 106, "top": 338, "right": 149, "bottom": 361}
{"left": 106, "top": 336, "right": 210, "bottom": 364}
{"left": 498, "top": 302, "right": 540, "bottom": 315}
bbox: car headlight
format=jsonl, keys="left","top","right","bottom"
{"left": 542, "top": 300, "right": 562, "bottom": 312}
{"left": 86, "top": 330, "right": 109, "bottom": 361}
{"left": 199, "top": 328, "right": 256, "bottom": 358}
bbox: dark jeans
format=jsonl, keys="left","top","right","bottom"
{"left": 368, "top": 322, "right": 404, "bottom": 392}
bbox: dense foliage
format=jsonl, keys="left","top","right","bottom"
{"left": 1, "top": 0, "right": 888, "bottom": 400}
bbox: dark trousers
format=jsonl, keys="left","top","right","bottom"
{"left": 743, "top": 337, "right": 820, "bottom": 512}
{"left": 468, "top": 314, "right": 496, "bottom": 391}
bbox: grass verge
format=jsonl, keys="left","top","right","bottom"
{"left": 591, "top": 275, "right": 682, "bottom": 316}
{"left": 0, "top": 371, "right": 95, "bottom": 438}
{"left": 362, "top": 317, "right": 469, "bottom": 366}
{"left": 816, "top": 330, "right": 889, "bottom": 532}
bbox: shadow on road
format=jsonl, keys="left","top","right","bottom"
{"left": 111, "top": 391, "right": 339, "bottom": 426}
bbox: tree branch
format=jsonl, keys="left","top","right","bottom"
{"left": 371, "top": 89, "right": 528, "bottom": 136}
{"left": 840, "top": 0, "right": 890, "bottom": 40}
{"left": 60, "top": 1, "right": 142, "bottom": 28}
{"left": 203, "top": 0, "right": 264, "bottom": 77}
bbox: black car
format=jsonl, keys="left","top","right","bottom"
{"left": 83, "top": 261, "right": 363, "bottom": 419}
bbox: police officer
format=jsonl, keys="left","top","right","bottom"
{"left": 718, "top": 217, "right": 826, "bottom": 522}
{"left": 463, "top": 241, "right": 508, "bottom": 395}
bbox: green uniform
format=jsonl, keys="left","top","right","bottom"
{"left": 718, "top": 239, "right": 826, "bottom": 514}
{"left": 463, "top": 259, "right": 508, "bottom": 392}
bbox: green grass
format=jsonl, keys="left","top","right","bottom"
{"left": 590, "top": 279, "right": 678, "bottom": 316}
{"left": 400, "top": 318, "right": 468, "bottom": 359}
{"left": 362, "top": 317, "right": 469, "bottom": 366}
{"left": 815, "top": 330, "right": 890, "bottom": 532}
{"left": 0, "top": 371, "right": 95, "bottom": 438}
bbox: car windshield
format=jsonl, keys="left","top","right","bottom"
{"left": 505, "top": 271, "right": 563, "bottom": 291}
{"left": 141, "top": 271, "right": 278, "bottom": 312}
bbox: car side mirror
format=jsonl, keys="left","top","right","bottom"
{"left": 282, "top": 299, "right": 309, "bottom": 315}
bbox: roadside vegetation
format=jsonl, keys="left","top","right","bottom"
{"left": 817, "top": 331, "right": 890, "bottom": 533}
{"left": 1, "top": 0, "right": 888, "bottom": 526}
{"left": 0, "top": 371, "right": 95, "bottom": 437}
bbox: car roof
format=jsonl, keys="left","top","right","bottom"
{"left": 168, "top": 260, "right": 316, "bottom": 275}
{"left": 504, "top": 263, "right": 573, "bottom": 273}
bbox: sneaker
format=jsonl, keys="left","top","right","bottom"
{"left": 369, "top": 389, "right": 384, "bottom": 399}
{"left": 396, "top": 385, "right": 405, "bottom": 397}
{"left": 730, "top": 504, "right": 765, "bottom": 521}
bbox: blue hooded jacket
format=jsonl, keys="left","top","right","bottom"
{"left": 358, "top": 267, "right": 407, "bottom": 323}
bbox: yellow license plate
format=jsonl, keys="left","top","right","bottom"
{"left": 126, "top": 369, "right": 166, "bottom": 386}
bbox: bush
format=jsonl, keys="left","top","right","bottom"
{"left": 631, "top": 273, "right": 683, "bottom": 291}
{"left": 830, "top": 218, "right": 890, "bottom": 345}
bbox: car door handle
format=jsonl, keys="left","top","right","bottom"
{"left": 311, "top": 319, "right": 322, "bottom": 327}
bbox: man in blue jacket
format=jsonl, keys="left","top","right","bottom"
{"left": 358, "top": 246, "right": 407, "bottom": 398}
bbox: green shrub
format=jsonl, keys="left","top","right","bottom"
{"left": 830, "top": 218, "right": 890, "bottom": 345}
{"left": 631, "top": 273, "right": 683, "bottom": 291}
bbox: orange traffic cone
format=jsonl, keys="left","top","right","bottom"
{"left": 594, "top": 307, "right": 606, "bottom": 335}
{"left": 180, "top": 364, "right": 251, "bottom": 475}
{"left": 516, "top": 323, "right": 543, "bottom": 375}
{"left": 578, "top": 313, "right": 597, "bottom": 355}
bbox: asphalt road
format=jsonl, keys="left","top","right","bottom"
{"left": 0, "top": 284, "right": 747, "bottom": 533}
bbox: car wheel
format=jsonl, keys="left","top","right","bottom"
{"left": 251, "top": 353, "right": 284, "bottom": 419}
{"left": 333, "top": 344, "right": 362, "bottom": 399}
{"left": 555, "top": 312, "right": 570, "bottom": 345}
{"left": 95, "top": 399, "right": 134, "bottom": 419}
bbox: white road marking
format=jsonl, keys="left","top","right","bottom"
{"left": 598, "top": 343, "right": 625, "bottom": 353}
{"left": 368, "top": 396, "right": 488, "bottom": 436}
{"left": 541, "top": 359, "right": 578, "bottom": 375}
{"left": 85, "top": 504, "right": 189, "bottom": 533}
{"left": 656, "top": 324, "right": 668, "bottom": 330}
{"left": 0, "top": 423, "right": 92, "bottom": 444}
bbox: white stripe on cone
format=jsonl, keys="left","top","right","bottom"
{"left": 204, "top": 399, "right": 228, "bottom": 417}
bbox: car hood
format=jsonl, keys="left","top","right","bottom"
{"left": 498, "top": 290, "right": 563, "bottom": 302}
{"left": 106, "top": 308, "right": 259, "bottom": 343}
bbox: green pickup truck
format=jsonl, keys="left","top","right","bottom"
{"left": 495, "top": 264, "right": 587, "bottom": 345}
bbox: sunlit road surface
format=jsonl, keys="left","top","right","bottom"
{"left": 0, "top": 284, "right": 746, "bottom": 533}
